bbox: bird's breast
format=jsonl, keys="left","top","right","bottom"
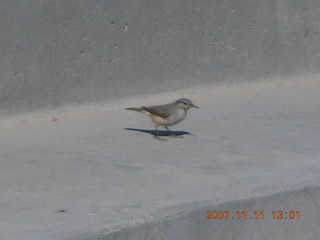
{"left": 166, "top": 109, "right": 186, "bottom": 125}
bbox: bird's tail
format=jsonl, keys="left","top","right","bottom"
{"left": 125, "top": 107, "right": 143, "bottom": 112}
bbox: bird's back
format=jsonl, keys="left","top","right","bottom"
{"left": 142, "top": 102, "right": 176, "bottom": 119}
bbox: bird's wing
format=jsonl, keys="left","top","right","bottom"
{"left": 142, "top": 103, "right": 173, "bottom": 118}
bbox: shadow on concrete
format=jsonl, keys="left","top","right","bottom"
{"left": 124, "top": 128, "right": 192, "bottom": 137}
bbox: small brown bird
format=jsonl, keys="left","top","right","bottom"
{"left": 126, "top": 98, "right": 199, "bottom": 138}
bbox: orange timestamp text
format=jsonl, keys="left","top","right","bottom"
{"left": 206, "top": 210, "right": 301, "bottom": 220}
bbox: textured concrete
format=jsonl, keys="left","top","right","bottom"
{"left": 102, "top": 187, "right": 320, "bottom": 240}
{"left": 1, "top": 76, "right": 320, "bottom": 239}
{"left": 1, "top": 0, "right": 320, "bottom": 113}
{"left": 1, "top": 0, "right": 320, "bottom": 239}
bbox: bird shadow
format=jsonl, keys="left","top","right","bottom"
{"left": 124, "top": 128, "right": 193, "bottom": 137}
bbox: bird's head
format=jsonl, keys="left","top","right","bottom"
{"left": 176, "top": 98, "right": 199, "bottom": 110}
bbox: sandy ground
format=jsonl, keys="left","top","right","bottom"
{"left": 1, "top": 75, "right": 320, "bottom": 240}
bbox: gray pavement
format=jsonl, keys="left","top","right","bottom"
{"left": 1, "top": 1, "right": 320, "bottom": 239}
{"left": 1, "top": 75, "right": 320, "bottom": 239}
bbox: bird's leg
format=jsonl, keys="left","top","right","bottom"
{"left": 165, "top": 126, "right": 171, "bottom": 133}
{"left": 153, "top": 125, "right": 167, "bottom": 141}
{"left": 165, "top": 126, "right": 177, "bottom": 136}
{"left": 165, "top": 126, "right": 183, "bottom": 138}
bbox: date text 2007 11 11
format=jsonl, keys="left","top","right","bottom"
{"left": 206, "top": 210, "right": 301, "bottom": 220}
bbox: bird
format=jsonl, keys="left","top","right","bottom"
{"left": 126, "top": 98, "right": 199, "bottom": 139}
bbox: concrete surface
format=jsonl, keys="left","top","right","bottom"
{"left": 1, "top": 75, "right": 320, "bottom": 239}
{"left": 1, "top": 0, "right": 320, "bottom": 113}
{"left": 1, "top": 0, "right": 320, "bottom": 239}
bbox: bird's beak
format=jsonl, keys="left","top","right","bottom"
{"left": 191, "top": 103, "right": 199, "bottom": 108}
